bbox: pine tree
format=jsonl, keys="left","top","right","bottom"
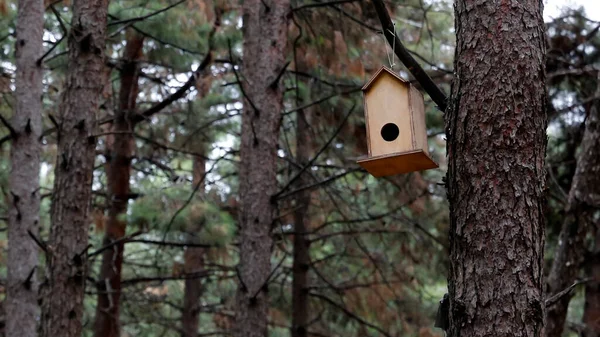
{"left": 6, "top": 0, "right": 43, "bottom": 336}
{"left": 445, "top": 0, "right": 547, "bottom": 336}
{"left": 93, "top": 29, "right": 144, "bottom": 337}
{"left": 41, "top": 0, "right": 109, "bottom": 336}
{"left": 233, "top": 1, "right": 290, "bottom": 337}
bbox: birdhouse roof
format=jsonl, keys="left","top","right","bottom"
{"left": 362, "top": 66, "right": 409, "bottom": 92}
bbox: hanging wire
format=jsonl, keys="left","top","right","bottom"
{"left": 380, "top": 22, "right": 397, "bottom": 69}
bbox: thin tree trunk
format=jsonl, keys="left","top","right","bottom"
{"left": 233, "top": 2, "right": 289, "bottom": 337}
{"left": 546, "top": 84, "right": 600, "bottom": 337}
{"left": 181, "top": 50, "right": 214, "bottom": 336}
{"left": 6, "top": 0, "right": 43, "bottom": 336}
{"left": 291, "top": 67, "right": 312, "bottom": 337}
{"left": 445, "top": 1, "right": 547, "bottom": 336}
{"left": 583, "top": 225, "right": 600, "bottom": 337}
{"left": 93, "top": 30, "right": 144, "bottom": 337}
{"left": 41, "top": 0, "right": 108, "bottom": 336}
{"left": 291, "top": 109, "right": 312, "bottom": 337}
{"left": 181, "top": 155, "right": 206, "bottom": 337}
{"left": 582, "top": 98, "right": 600, "bottom": 337}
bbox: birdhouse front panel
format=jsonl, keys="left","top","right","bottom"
{"left": 364, "top": 71, "right": 413, "bottom": 157}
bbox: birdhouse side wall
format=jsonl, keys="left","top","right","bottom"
{"left": 364, "top": 74, "right": 413, "bottom": 157}
{"left": 409, "top": 86, "right": 429, "bottom": 154}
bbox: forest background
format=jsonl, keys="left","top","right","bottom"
{"left": 0, "top": 0, "right": 599, "bottom": 337}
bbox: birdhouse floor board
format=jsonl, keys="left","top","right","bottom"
{"left": 357, "top": 150, "right": 438, "bottom": 177}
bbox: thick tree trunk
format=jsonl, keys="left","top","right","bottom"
{"left": 41, "top": 1, "right": 108, "bottom": 336}
{"left": 546, "top": 88, "right": 600, "bottom": 337}
{"left": 93, "top": 30, "right": 144, "bottom": 337}
{"left": 446, "top": 1, "right": 547, "bottom": 336}
{"left": 233, "top": 2, "right": 289, "bottom": 337}
{"left": 6, "top": 0, "right": 43, "bottom": 336}
{"left": 181, "top": 155, "right": 206, "bottom": 337}
{"left": 291, "top": 109, "right": 311, "bottom": 337}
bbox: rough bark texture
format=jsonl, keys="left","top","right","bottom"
{"left": 445, "top": 1, "right": 547, "bottom": 336}
{"left": 233, "top": 1, "right": 289, "bottom": 337}
{"left": 7, "top": 0, "right": 43, "bottom": 336}
{"left": 291, "top": 106, "right": 311, "bottom": 337}
{"left": 546, "top": 86, "right": 600, "bottom": 337}
{"left": 181, "top": 155, "right": 207, "bottom": 337}
{"left": 41, "top": 1, "right": 108, "bottom": 336}
{"left": 93, "top": 30, "right": 143, "bottom": 337}
{"left": 584, "top": 224, "right": 600, "bottom": 337}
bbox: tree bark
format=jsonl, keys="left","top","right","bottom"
{"left": 233, "top": 2, "right": 289, "bottom": 337}
{"left": 7, "top": 0, "right": 43, "bottom": 336}
{"left": 93, "top": 30, "right": 144, "bottom": 337}
{"left": 546, "top": 85, "right": 600, "bottom": 337}
{"left": 181, "top": 155, "right": 207, "bottom": 337}
{"left": 291, "top": 106, "right": 311, "bottom": 337}
{"left": 41, "top": 0, "right": 108, "bottom": 336}
{"left": 445, "top": 1, "right": 548, "bottom": 336}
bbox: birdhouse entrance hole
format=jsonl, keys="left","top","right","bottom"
{"left": 357, "top": 66, "right": 438, "bottom": 177}
{"left": 380, "top": 123, "right": 399, "bottom": 142}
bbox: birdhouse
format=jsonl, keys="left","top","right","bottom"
{"left": 357, "top": 66, "right": 438, "bottom": 177}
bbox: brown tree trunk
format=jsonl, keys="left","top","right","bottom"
{"left": 181, "top": 155, "right": 207, "bottom": 337}
{"left": 291, "top": 112, "right": 311, "bottom": 337}
{"left": 291, "top": 105, "right": 312, "bottom": 336}
{"left": 41, "top": 0, "right": 108, "bottom": 336}
{"left": 581, "top": 100, "right": 600, "bottom": 337}
{"left": 233, "top": 2, "right": 289, "bottom": 337}
{"left": 7, "top": 0, "right": 43, "bottom": 336}
{"left": 546, "top": 87, "right": 600, "bottom": 337}
{"left": 445, "top": 1, "right": 547, "bottom": 336}
{"left": 584, "top": 225, "right": 600, "bottom": 337}
{"left": 93, "top": 30, "right": 144, "bottom": 337}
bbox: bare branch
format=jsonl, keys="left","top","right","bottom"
{"left": 371, "top": 0, "right": 448, "bottom": 111}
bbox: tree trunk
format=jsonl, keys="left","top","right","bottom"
{"left": 581, "top": 100, "right": 600, "bottom": 337}
{"left": 546, "top": 85, "right": 600, "bottom": 337}
{"left": 93, "top": 30, "right": 144, "bottom": 337}
{"left": 291, "top": 109, "right": 312, "bottom": 337}
{"left": 583, "top": 225, "right": 600, "bottom": 337}
{"left": 233, "top": 2, "right": 289, "bottom": 337}
{"left": 7, "top": 0, "right": 43, "bottom": 336}
{"left": 445, "top": 1, "right": 547, "bottom": 336}
{"left": 181, "top": 155, "right": 206, "bottom": 337}
{"left": 41, "top": 0, "right": 108, "bottom": 336}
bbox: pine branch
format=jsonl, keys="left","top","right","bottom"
{"left": 293, "top": 0, "right": 360, "bottom": 11}
{"left": 545, "top": 278, "right": 591, "bottom": 307}
{"left": 310, "top": 292, "right": 392, "bottom": 337}
{"left": 0, "top": 113, "right": 17, "bottom": 139}
{"left": 274, "top": 104, "right": 356, "bottom": 199}
{"left": 371, "top": 0, "right": 448, "bottom": 111}
{"left": 131, "top": 11, "right": 219, "bottom": 124}
{"left": 108, "top": 0, "right": 186, "bottom": 26}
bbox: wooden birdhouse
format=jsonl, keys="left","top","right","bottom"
{"left": 357, "top": 66, "right": 438, "bottom": 177}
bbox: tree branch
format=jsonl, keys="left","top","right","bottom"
{"left": 545, "top": 278, "right": 591, "bottom": 307}
{"left": 108, "top": 0, "right": 186, "bottom": 26}
{"left": 293, "top": 0, "right": 360, "bottom": 11}
{"left": 0, "top": 113, "right": 17, "bottom": 139}
{"left": 310, "top": 292, "right": 392, "bottom": 337}
{"left": 371, "top": 0, "right": 448, "bottom": 111}
{"left": 274, "top": 104, "right": 356, "bottom": 199}
{"left": 132, "top": 13, "right": 219, "bottom": 124}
